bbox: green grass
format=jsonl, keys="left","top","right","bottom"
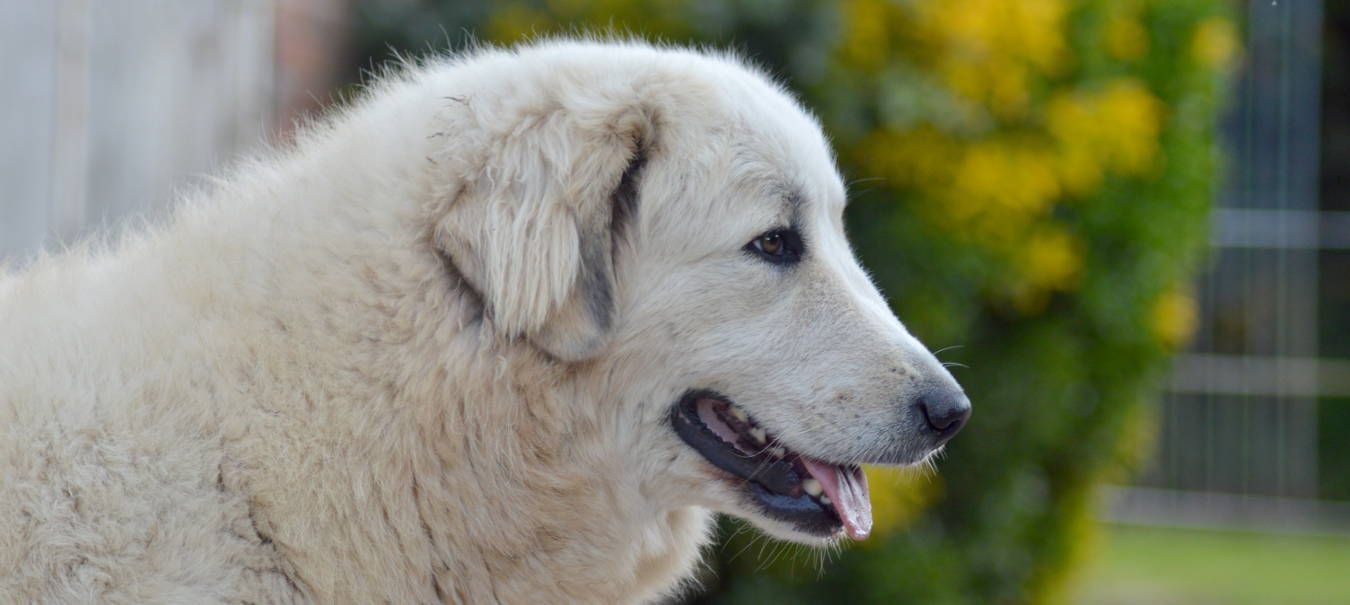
{"left": 1076, "top": 524, "right": 1350, "bottom": 605}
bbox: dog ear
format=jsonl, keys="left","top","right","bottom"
{"left": 436, "top": 102, "right": 652, "bottom": 361}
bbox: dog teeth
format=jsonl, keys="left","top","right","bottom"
{"left": 819, "top": 495, "right": 831, "bottom": 505}
{"left": 729, "top": 406, "right": 748, "bottom": 422}
{"left": 749, "top": 427, "right": 766, "bottom": 444}
{"left": 769, "top": 446, "right": 786, "bottom": 458}
{"left": 803, "top": 478, "right": 822, "bottom": 497}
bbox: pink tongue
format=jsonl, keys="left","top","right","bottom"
{"left": 800, "top": 457, "right": 872, "bottom": 540}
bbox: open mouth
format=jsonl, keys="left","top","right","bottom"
{"left": 670, "top": 390, "right": 872, "bottom": 540}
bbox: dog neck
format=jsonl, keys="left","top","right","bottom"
{"left": 391, "top": 298, "right": 713, "bottom": 603}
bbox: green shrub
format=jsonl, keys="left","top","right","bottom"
{"left": 351, "top": 1, "right": 1234, "bottom": 602}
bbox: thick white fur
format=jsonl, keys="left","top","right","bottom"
{"left": 0, "top": 40, "right": 962, "bottom": 603}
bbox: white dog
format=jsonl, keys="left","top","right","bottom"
{"left": 0, "top": 39, "right": 970, "bottom": 604}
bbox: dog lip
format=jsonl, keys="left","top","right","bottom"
{"left": 668, "top": 389, "right": 847, "bottom": 538}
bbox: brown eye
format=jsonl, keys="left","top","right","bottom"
{"left": 745, "top": 229, "right": 803, "bottom": 265}
{"left": 757, "top": 233, "right": 783, "bottom": 255}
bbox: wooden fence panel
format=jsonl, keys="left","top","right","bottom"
{"left": 1, "top": 2, "right": 59, "bottom": 261}
{"left": 0, "top": 0, "right": 275, "bottom": 264}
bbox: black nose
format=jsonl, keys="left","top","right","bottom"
{"left": 918, "top": 388, "right": 972, "bottom": 438}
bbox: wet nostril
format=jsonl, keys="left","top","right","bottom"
{"left": 918, "top": 389, "right": 972, "bottom": 436}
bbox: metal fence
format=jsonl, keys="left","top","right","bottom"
{"left": 1114, "top": 0, "right": 1350, "bottom": 533}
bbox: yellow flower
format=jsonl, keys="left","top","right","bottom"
{"left": 1097, "top": 80, "right": 1163, "bottom": 174}
{"left": 911, "top": 0, "right": 1068, "bottom": 116}
{"left": 1047, "top": 78, "right": 1162, "bottom": 195}
{"left": 1055, "top": 144, "right": 1106, "bottom": 197}
{"left": 946, "top": 140, "right": 1060, "bottom": 230}
{"left": 1192, "top": 16, "right": 1240, "bottom": 69}
{"left": 1018, "top": 226, "right": 1083, "bottom": 292}
{"left": 1152, "top": 286, "right": 1197, "bottom": 348}
{"left": 1104, "top": 15, "right": 1149, "bottom": 62}
{"left": 916, "top": 0, "right": 1067, "bottom": 70}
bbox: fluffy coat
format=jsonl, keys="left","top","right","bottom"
{"left": 1, "top": 40, "right": 963, "bottom": 603}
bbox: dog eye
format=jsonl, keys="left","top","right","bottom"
{"left": 746, "top": 229, "right": 803, "bottom": 265}
{"left": 758, "top": 233, "right": 783, "bottom": 255}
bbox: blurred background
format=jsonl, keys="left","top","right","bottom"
{"left": 2, "top": 0, "right": 1346, "bottom": 603}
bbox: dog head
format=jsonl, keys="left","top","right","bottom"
{"left": 434, "top": 42, "right": 969, "bottom": 545}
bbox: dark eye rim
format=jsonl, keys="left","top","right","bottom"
{"left": 745, "top": 228, "right": 805, "bottom": 265}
